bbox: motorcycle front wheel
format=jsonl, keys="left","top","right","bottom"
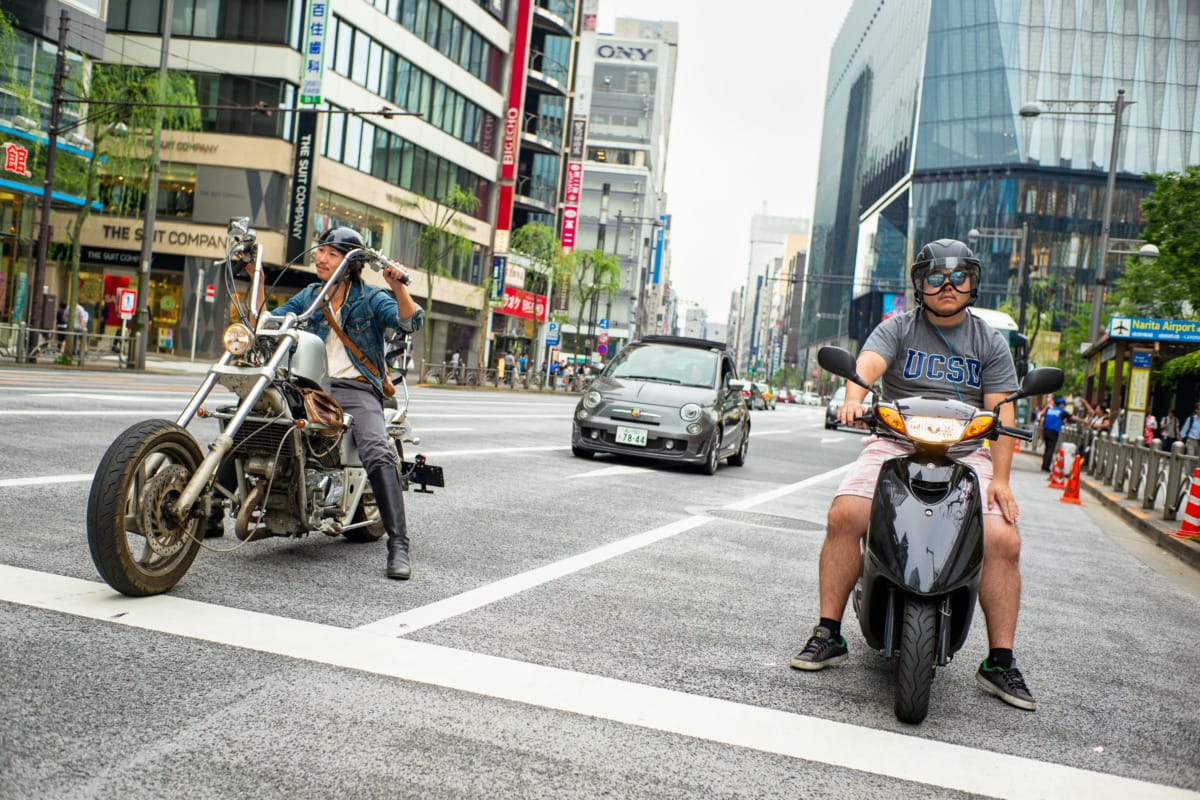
{"left": 894, "top": 597, "right": 937, "bottom": 724}
{"left": 87, "top": 419, "right": 206, "bottom": 596}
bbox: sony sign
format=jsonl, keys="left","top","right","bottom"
{"left": 596, "top": 44, "right": 655, "bottom": 61}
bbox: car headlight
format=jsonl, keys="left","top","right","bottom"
{"left": 583, "top": 390, "right": 603, "bottom": 410}
{"left": 679, "top": 403, "right": 702, "bottom": 422}
{"left": 223, "top": 323, "right": 252, "bottom": 356}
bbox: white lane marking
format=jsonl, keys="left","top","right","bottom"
{"left": 0, "top": 410, "right": 178, "bottom": 416}
{"left": 749, "top": 429, "right": 792, "bottom": 436}
{"left": 410, "top": 427, "right": 474, "bottom": 433}
{"left": 421, "top": 445, "right": 569, "bottom": 457}
{"left": 0, "top": 474, "right": 92, "bottom": 488}
{"left": 364, "top": 464, "right": 852, "bottom": 637}
{"left": 567, "top": 465, "right": 653, "bottom": 479}
{"left": 412, "top": 414, "right": 567, "bottom": 419}
{"left": 0, "top": 566, "right": 1188, "bottom": 800}
{"left": 820, "top": 437, "right": 844, "bottom": 444}
{"left": 359, "top": 516, "right": 711, "bottom": 636}
{"left": 30, "top": 393, "right": 207, "bottom": 402}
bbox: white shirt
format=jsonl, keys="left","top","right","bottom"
{"left": 326, "top": 307, "right": 359, "bottom": 379}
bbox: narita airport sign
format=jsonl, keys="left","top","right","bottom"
{"left": 1109, "top": 316, "right": 1200, "bottom": 342}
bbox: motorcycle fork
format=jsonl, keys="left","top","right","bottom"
{"left": 883, "top": 589, "right": 953, "bottom": 665}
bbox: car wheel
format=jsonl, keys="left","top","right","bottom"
{"left": 571, "top": 445, "right": 594, "bottom": 459}
{"left": 701, "top": 429, "right": 721, "bottom": 475}
{"left": 727, "top": 428, "right": 749, "bottom": 466}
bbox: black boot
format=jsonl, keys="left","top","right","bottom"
{"left": 368, "top": 465, "right": 411, "bottom": 580}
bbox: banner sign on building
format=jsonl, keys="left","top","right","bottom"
{"left": 564, "top": 161, "right": 583, "bottom": 204}
{"left": 495, "top": 0, "right": 533, "bottom": 237}
{"left": 498, "top": 286, "right": 547, "bottom": 322}
{"left": 560, "top": 205, "right": 579, "bottom": 252}
{"left": 299, "top": 0, "right": 328, "bottom": 104}
{"left": 504, "top": 262, "right": 526, "bottom": 288}
{"left": 286, "top": 111, "right": 319, "bottom": 265}
{"left": 491, "top": 255, "right": 506, "bottom": 300}
{"left": 568, "top": 117, "right": 587, "bottom": 161}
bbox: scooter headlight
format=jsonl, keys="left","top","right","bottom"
{"left": 223, "top": 323, "right": 252, "bottom": 356}
{"left": 902, "top": 415, "right": 968, "bottom": 444}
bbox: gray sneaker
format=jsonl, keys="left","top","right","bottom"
{"left": 789, "top": 626, "right": 849, "bottom": 671}
{"left": 975, "top": 659, "right": 1037, "bottom": 711}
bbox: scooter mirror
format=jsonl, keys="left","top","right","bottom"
{"left": 1018, "top": 366, "right": 1065, "bottom": 398}
{"left": 227, "top": 217, "right": 250, "bottom": 237}
{"left": 817, "top": 346, "right": 857, "bottom": 378}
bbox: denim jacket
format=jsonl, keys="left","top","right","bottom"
{"left": 273, "top": 280, "right": 424, "bottom": 396}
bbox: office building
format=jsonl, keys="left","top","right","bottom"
{"left": 802, "top": 0, "right": 1199, "bottom": 362}
{"left": 736, "top": 212, "right": 807, "bottom": 376}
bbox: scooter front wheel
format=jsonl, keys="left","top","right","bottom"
{"left": 86, "top": 419, "right": 206, "bottom": 596}
{"left": 894, "top": 597, "right": 937, "bottom": 724}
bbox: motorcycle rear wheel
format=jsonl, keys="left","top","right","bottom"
{"left": 894, "top": 597, "right": 937, "bottom": 724}
{"left": 87, "top": 419, "right": 206, "bottom": 596}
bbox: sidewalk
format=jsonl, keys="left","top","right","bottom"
{"left": 1015, "top": 448, "right": 1200, "bottom": 571}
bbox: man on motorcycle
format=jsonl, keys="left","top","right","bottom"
{"left": 215, "top": 225, "right": 424, "bottom": 580}
{"left": 789, "top": 239, "right": 1037, "bottom": 711}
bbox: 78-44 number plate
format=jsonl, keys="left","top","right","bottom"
{"left": 615, "top": 425, "right": 647, "bottom": 446}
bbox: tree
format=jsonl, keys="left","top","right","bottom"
{"left": 566, "top": 249, "right": 620, "bottom": 356}
{"left": 64, "top": 64, "right": 200, "bottom": 352}
{"left": 509, "top": 223, "right": 573, "bottom": 359}
{"left": 397, "top": 185, "right": 480, "bottom": 367}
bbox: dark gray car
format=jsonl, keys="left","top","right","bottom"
{"left": 571, "top": 335, "right": 751, "bottom": 474}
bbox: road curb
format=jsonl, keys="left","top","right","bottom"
{"left": 1077, "top": 475, "right": 1200, "bottom": 570}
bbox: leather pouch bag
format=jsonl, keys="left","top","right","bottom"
{"left": 301, "top": 388, "right": 345, "bottom": 435}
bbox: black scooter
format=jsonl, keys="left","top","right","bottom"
{"left": 818, "top": 346, "right": 1062, "bottom": 723}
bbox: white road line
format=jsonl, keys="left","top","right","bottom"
{"left": 30, "top": 393, "right": 200, "bottom": 402}
{"left": 412, "top": 413, "right": 567, "bottom": 419}
{"left": 364, "top": 464, "right": 852, "bottom": 637}
{"left": 420, "top": 445, "right": 569, "bottom": 457}
{"left": 411, "top": 427, "right": 474, "bottom": 433}
{"left": 0, "top": 474, "right": 92, "bottom": 488}
{"left": 749, "top": 429, "right": 792, "bottom": 436}
{"left": 567, "top": 464, "right": 654, "bottom": 479}
{"left": 0, "top": 565, "right": 1189, "bottom": 800}
{"left": 0, "top": 410, "right": 173, "bottom": 416}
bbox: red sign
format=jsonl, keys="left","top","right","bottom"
{"left": 497, "top": 286, "right": 546, "bottom": 322}
{"left": 560, "top": 205, "right": 578, "bottom": 252}
{"left": 494, "top": 0, "right": 532, "bottom": 236}
{"left": 564, "top": 162, "right": 583, "bottom": 204}
{"left": 117, "top": 287, "right": 137, "bottom": 317}
{"left": 205, "top": 284, "right": 216, "bottom": 302}
{"left": 597, "top": 332, "right": 609, "bottom": 344}
{"left": 1, "top": 142, "right": 31, "bottom": 178}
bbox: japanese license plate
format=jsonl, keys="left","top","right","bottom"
{"left": 615, "top": 425, "right": 647, "bottom": 446}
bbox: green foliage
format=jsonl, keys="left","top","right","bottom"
{"left": 568, "top": 249, "right": 620, "bottom": 354}
{"left": 510, "top": 223, "right": 570, "bottom": 296}
{"left": 396, "top": 185, "right": 481, "bottom": 365}
{"left": 0, "top": 10, "right": 36, "bottom": 118}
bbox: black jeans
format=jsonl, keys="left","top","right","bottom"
{"left": 1041, "top": 428, "right": 1060, "bottom": 471}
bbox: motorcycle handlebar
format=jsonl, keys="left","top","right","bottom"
{"left": 996, "top": 424, "right": 1034, "bottom": 442}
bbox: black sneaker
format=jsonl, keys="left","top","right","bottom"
{"left": 789, "top": 626, "right": 849, "bottom": 671}
{"left": 975, "top": 659, "right": 1037, "bottom": 711}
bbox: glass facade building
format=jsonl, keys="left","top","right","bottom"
{"left": 802, "top": 0, "right": 1200, "bottom": 352}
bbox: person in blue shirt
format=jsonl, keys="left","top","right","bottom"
{"left": 1040, "top": 397, "right": 1070, "bottom": 471}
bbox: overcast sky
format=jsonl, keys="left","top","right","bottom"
{"left": 594, "top": 0, "right": 855, "bottom": 321}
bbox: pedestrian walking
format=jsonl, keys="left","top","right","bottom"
{"left": 1040, "top": 397, "right": 1069, "bottom": 471}
{"left": 1160, "top": 410, "right": 1179, "bottom": 452}
{"left": 1180, "top": 403, "right": 1200, "bottom": 457}
{"left": 1143, "top": 412, "right": 1158, "bottom": 446}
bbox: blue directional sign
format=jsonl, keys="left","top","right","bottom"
{"left": 1109, "top": 316, "right": 1200, "bottom": 343}
{"left": 597, "top": 318, "right": 608, "bottom": 329}
{"left": 490, "top": 256, "right": 506, "bottom": 300}
{"left": 546, "top": 321, "right": 559, "bottom": 346}
{"left": 1132, "top": 351, "right": 1152, "bottom": 368}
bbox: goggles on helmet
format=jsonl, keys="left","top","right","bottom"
{"left": 923, "top": 269, "right": 971, "bottom": 289}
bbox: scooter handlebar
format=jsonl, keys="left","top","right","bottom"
{"left": 996, "top": 424, "right": 1034, "bottom": 442}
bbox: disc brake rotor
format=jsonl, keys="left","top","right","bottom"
{"left": 138, "top": 464, "right": 194, "bottom": 557}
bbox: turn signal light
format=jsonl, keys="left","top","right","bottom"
{"left": 876, "top": 406, "right": 906, "bottom": 435}
{"left": 963, "top": 414, "right": 995, "bottom": 440}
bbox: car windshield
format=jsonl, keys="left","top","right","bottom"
{"left": 607, "top": 344, "right": 718, "bottom": 388}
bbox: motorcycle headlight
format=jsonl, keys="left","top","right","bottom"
{"left": 583, "top": 390, "right": 603, "bottom": 410}
{"left": 223, "top": 323, "right": 252, "bottom": 356}
{"left": 679, "top": 403, "right": 702, "bottom": 422}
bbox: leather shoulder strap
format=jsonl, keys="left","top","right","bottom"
{"left": 322, "top": 304, "right": 382, "bottom": 380}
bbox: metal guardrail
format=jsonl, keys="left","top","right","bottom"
{"left": 1060, "top": 424, "right": 1200, "bottom": 522}
{"left": 0, "top": 322, "right": 133, "bottom": 368}
{"left": 416, "top": 360, "right": 588, "bottom": 392}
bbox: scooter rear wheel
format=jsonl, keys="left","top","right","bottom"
{"left": 894, "top": 597, "right": 937, "bottom": 724}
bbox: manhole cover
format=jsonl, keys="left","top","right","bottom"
{"left": 707, "top": 509, "right": 824, "bottom": 531}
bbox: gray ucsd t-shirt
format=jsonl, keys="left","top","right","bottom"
{"left": 861, "top": 309, "right": 1018, "bottom": 407}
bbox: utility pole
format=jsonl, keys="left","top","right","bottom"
{"left": 28, "top": 10, "right": 69, "bottom": 361}
{"left": 133, "top": 0, "right": 175, "bottom": 370}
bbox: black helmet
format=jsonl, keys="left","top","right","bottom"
{"left": 911, "top": 238, "right": 981, "bottom": 308}
{"left": 315, "top": 226, "right": 365, "bottom": 255}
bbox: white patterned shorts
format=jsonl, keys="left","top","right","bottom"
{"left": 835, "top": 436, "right": 1003, "bottom": 516}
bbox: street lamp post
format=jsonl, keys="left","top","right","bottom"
{"left": 1020, "top": 89, "right": 1131, "bottom": 345}
{"left": 968, "top": 223, "right": 1028, "bottom": 330}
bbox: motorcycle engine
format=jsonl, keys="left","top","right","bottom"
{"left": 307, "top": 469, "right": 343, "bottom": 511}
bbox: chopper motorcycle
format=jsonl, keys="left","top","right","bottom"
{"left": 817, "top": 346, "right": 1062, "bottom": 723}
{"left": 86, "top": 217, "right": 443, "bottom": 597}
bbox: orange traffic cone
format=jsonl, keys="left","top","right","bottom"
{"left": 1059, "top": 454, "right": 1083, "bottom": 505}
{"left": 1172, "top": 468, "right": 1200, "bottom": 538}
{"left": 1014, "top": 439, "right": 1021, "bottom": 455}
{"left": 1047, "top": 446, "right": 1065, "bottom": 488}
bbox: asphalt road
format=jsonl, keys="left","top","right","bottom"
{"left": 1, "top": 367, "right": 1198, "bottom": 799}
